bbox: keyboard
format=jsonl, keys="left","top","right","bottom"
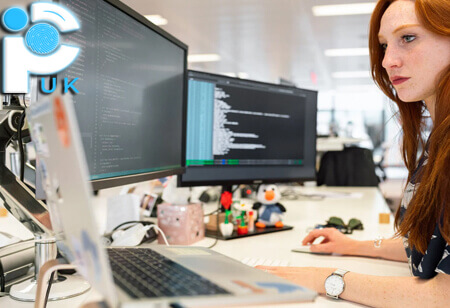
{"left": 241, "top": 257, "right": 290, "bottom": 267}
{"left": 107, "top": 248, "right": 231, "bottom": 298}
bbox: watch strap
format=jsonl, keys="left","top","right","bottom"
{"left": 334, "top": 268, "right": 349, "bottom": 277}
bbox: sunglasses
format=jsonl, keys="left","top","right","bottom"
{"left": 315, "top": 216, "right": 364, "bottom": 234}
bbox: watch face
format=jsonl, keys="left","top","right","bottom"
{"left": 325, "top": 275, "right": 344, "bottom": 296}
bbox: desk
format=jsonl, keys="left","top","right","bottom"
{"left": 0, "top": 187, "right": 410, "bottom": 307}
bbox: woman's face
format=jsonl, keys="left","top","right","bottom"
{"left": 378, "top": 0, "right": 450, "bottom": 104}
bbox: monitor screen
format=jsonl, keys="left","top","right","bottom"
{"left": 55, "top": 0, "right": 187, "bottom": 190}
{"left": 179, "top": 70, "right": 317, "bottom": 187}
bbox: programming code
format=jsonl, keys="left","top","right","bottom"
{"left": 186, "top": 78, "right": 306, "bottom": 166}
{"left": 59, "top": 0, "right": 184, "bottom": 180}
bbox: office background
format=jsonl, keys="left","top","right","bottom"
{"left": 1, "top": 0, "right": 416, "bottom": 201}
{"left": 0, "top": 2, "right": 421, "bottom": 306}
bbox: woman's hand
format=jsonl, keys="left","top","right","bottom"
{"left": 254, "top": 266, "right": 331, "bottom": 294}
{"left": 302, "top": 227, "right": 359, "bottom": 255}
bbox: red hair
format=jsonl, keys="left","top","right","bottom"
{"left": 369, "top": 0, "right": 450, "bottom": 254}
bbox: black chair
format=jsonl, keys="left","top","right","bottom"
{"left": 317, "top": 146, "right": 380, "bottom": 187}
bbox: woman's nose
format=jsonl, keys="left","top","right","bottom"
{"left": 382, "top": 45, "right": 402, "bottom": 69}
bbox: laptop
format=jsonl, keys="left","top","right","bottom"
{"left": 26, "top": 91, "right": 317, "bottom": 307}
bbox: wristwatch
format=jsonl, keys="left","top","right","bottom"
{"left": 324, "top": 269, "right": 349, "bottom": 299}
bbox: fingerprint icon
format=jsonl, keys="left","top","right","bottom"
{"left": 25, "top": 23, "right": 60, "bottom": 55}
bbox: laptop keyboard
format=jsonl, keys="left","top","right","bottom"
{"left": 107, "top": 248, "right": 231, "bottom": 299}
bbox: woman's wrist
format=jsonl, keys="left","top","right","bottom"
{"left": 343, "top": 238, "right": 407, "bottom": 261}
{"left": 342, "top": 239, "right": 377, "bottom": 257}
{"left": 311, "top": 267, "right": 336, "bottom": 294}
{"left": 353, "top": 240, "right": 383, "bottom": 258}
{"left": 343, "top": 239, "right": 363, "bottom": 256}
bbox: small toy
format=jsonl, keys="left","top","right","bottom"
{"left": 247, "top": 211, "right": 255, "bottom": 232}
{"left": 219, "top": 191, "right": 233, "bottom": 237}
{"left": 233, "top": 202, "right": 254, "bottom": 235}
{"left": 253, "top": 184, "right": 286, "bottom": 228}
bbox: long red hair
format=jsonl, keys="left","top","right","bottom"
{"left": 369, "top": 0, "right": 450, "bottom": 254}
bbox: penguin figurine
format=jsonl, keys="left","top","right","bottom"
{"left": 252, "top": 184, "right": 286, "bottom": 228}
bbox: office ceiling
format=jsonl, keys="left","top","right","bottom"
{"left": 122, "top": 0, "right": 376, "bottom": 91}
{"left": 0, "top": 0, "right": 377, "bottom": 92}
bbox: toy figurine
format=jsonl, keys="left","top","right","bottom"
{"left": 253, "top": 184, "right": 286, "bottom": 228}
{"left": 219, "top": 191, "right": 233, "bottom": 237}
{"left": 233, "top": 202, "right": 254, "bottom": 235}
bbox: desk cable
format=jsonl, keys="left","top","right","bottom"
{"left": 0, "top": 258, "right": 5, "bottom": 294}
{"left": 43, "top": 272, "right": 55, "bottom": 308}
{"left": 148, "top": 225, "right": 169, "bottom": 246}
{"left": 206, "top": 202, "right": 220, "bottom": 249}
{"left": 109, "top": 221, "right": 170, "bottom": 246}
{"left": 17, "top": 111, "right": 26, "bottom": 182}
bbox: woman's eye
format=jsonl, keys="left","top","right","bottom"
{"left": 402, "top": 35, "right": 416, "bottom": 43}
{"left": 380, "top": 43, "right": 387, "bottom": 50}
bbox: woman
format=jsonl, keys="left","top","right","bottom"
{"left": 257, "top": 0, "right": 449, "bottom": 305}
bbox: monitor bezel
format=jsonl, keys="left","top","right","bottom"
{"left": 179, "top": 70, "right": 318, "bottom": 187}
{"left": 56, "top": 0, "right": 188, "bottom": 190}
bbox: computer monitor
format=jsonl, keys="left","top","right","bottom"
{"left": 179, "top": 70, "right": 317, "bottom": 189}
{"left": 52, "top": 0, "right": 187, "bottom": 190}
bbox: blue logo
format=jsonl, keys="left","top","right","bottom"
{"left": 1, "top": 3, "right": 81, "bottom": 94}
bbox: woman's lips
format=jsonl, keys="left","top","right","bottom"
{"left": 391, "top": 77, "right": 410, "bottom": 85}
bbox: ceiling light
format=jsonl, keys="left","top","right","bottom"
{"left": 312, "top": 3, "right": 376, "bottom": 16}
{"left": 325, "top": 48, "right": 369, "bottom": 57}
{"left": 332, "top": 71, "right": 371, "bottom": 78}
{"left": 144, "top": 15, "right": 168, "bottom": 26}
{"left": 188, "top": 54, "right": 221, "bottom": 63}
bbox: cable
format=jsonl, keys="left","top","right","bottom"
{"left": 207, "top": 185, "right": 240, "bottom": 249}
{"left": 148, "top": 225, "right": 169, "bottom": 246}
{"left": 207, "top": 200, "right": 221, "bottom": 249}
{"left": 111, "top": 220, "right": 153, "bottom": 232}
{"left": 203, "top": 208, "right": 220, "bottom": 217}
{"left": 0, "top": 257, "right": 5, "bottom": 293}
{"left": 43, "top": 271, "right": 55, "bottom": 308}
{"left": 111, "top": 221, "right": 169, "bottom": 246}
{"left": 17, "top": 111, "right": 26, "bottom": 182}
{"left": 280, "top": 187, "right": 299, "bottom": 200}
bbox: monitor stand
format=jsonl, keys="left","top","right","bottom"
{"left": 206, "top": 185, "right": 294, "bottom": 240}
{"left": 9, "top": 235, "right": 90, "bottom": 302}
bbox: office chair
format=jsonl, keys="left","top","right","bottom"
{"left": 317, "top": 146, "right": 380, "bottom": 187}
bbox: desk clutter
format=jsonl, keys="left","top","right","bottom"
{"left": 205, "top": 184, "right": 293, "bottom": 240}
{"left": 102, "top": 182, "right": 297, "bottom": 245}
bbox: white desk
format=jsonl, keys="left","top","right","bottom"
{"left": 0, "top": 187, "right": 410, "bottom": 307}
